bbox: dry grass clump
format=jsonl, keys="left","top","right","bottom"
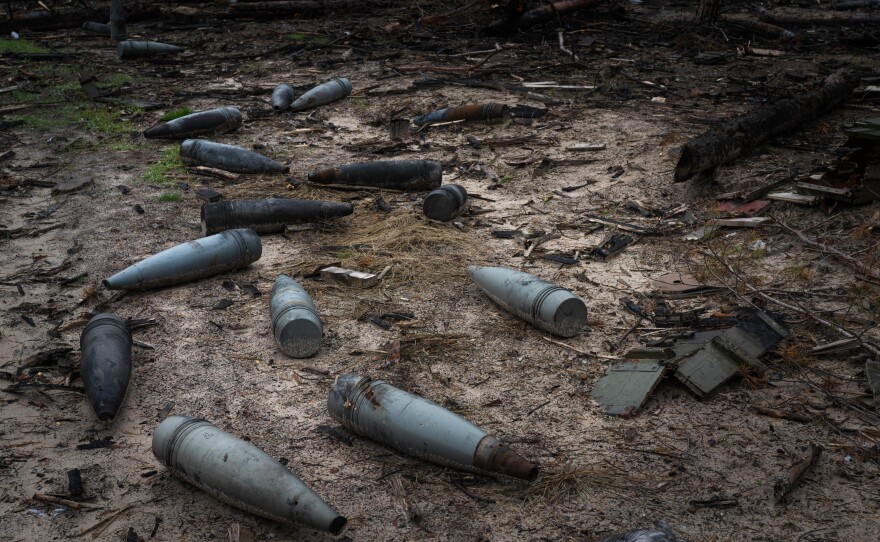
{"left": 776, "top": 342, "right": 812, "bottom": 368}
{"left": 333, "top": 212, "right": 478, "bottom": 284}
{"left": 517, "top": 463, "right": 654, "bottom": 505}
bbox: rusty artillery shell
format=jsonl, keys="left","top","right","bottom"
{"left": 270, "top": 275, "right": 322, "bottom": 358}
{"left": 153, "top": 416, "right": 347, "bottom": 534}
{"left": 271, "top": 84, "right": 295, "bottom": 111}
{"left": 144, "top": 107, "right": 242, "bottom": 140}
{"left": 308, "top": 160, "right": 441, "bottom": 191}
{"left": 467, "top": 266, "right": 588, "bottom": 337}
{"left": 80, "top": 313, "right": 132, "bottom": 421}
{"left": 82, "top": 21, "right": 110, "bottom": 35}
{"left": 423, "top": 184, "right": 467, "bottom": 221}
{"left": 201, "top": 197, "right": 353, "bottom": 236}
{"left": 109, "top": 0, "right": 126, "bottom": 41}
{"left": 117, "top": 40, "right": 184, "bottom": 60}
{"left": 180, "top": 139, "right": 289, "bottom": 174}
{"left": 413, "top": 103, "right": 510, "bottom": 127}
{"left": 288, "top": 77, "right": 351, "bottom": 113}
{"left": 328, "top": 374, "right": 538, "bottom": 481}
{"left": 103, "top": 228, "right": 262, "bottom": 290}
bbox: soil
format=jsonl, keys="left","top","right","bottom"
{"left": 2, "top": 2, "right": 879, "bottom": 542}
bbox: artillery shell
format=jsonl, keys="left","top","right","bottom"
{"left": 308, "top": 160, "right": 441, "bottom": 191}
{"left": 200, "top": 197, "right": 353, "bottom": 236}
{"left": 270, "top": 275, "right": 322, "bottom": 358}
{"left": 328, "top": 374, "right": 538, "bottom": 481}
{"left": 288, "top": 77, "right": 352, "bottom": 113}
{"left": 413, "top": 103, "right": 510, "bottom": 127}
{"left": 423, "top": 184, "right": 467, "bottom": 221}
{"left": 144, "top": 107, "right": 242, "bottom": 140}
{"left": 467, "top": 265, "right": 588, "bottom": 337}
{"left": 116, "top": 40, "right": 184, "bottom": 60}
{"left": 153, "top": 416, "right": 347, "bottom": 534}
{"left": 180, "top": 140, "right": 289, "bottom": 174}
{"left": 271, "top": 83, "right": 295, "bottom": 111}
{"left": 102, "top": 228, "right": 262, "bottom": 290}
{"left": 79, "top": 313, "right": 132, "bottom": 421}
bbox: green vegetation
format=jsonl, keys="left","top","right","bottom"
{"left": 287, "top": 32, "right": 330, "bottom": 44}
{"left": 12, "top": 104, "right": 81, "bottom": 131}
{"left": 99, "top": 73, "right": 133, "bottom": 88}
{"left": 47, "top": 81, "right": 82, "bottom": 101}
{"left": 81, "top": 108, "right": 131, "bottom": 135}
{"left": 0, "top": 39, "right": 47, "bottom": 54}
{"left": 157, "top": 191, "right": 182, "bottom": 202}
{"left": 143, "top": 147, "right": 184, "bottom": 186}
{"left": 159, "top": 107, "right": 193, "bottom": 122}
{"left": 110, "top": 141, "right": 137, "bottom": 151}
{"left": 349, "top": 99, "right": 370, "bottom": 110}
{"left": 33, "top": 63, "right": 76, "bottom": 76}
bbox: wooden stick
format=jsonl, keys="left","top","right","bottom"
{"left": 33, "top": 492, "right": 102, "bottom": 510}
{"left": 76, "top": 504, "right": 135, "bottom": 537}
{"left": 773, "top": 444, "right": 823, "bottom": 504}
{"left": 750, "top": 405, "right": 809, "bottom": 424}
{"left": 699, "top": 247, "right": 880, "bottom": 360}
{"left": 542, "top": 335, "right": 589, "bottom": 355}
{"left": 558, "top": 30, "right": 579, "bottom": 62}
{"left": 777, "top": 220, "right": 880, "bottom": 281}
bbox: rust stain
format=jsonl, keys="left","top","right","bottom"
{"left": 363, "top": 384, "right": 382, "bottom": 408}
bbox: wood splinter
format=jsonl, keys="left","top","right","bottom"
{"left": 773, "top": 444, "right": 823, "bottom": 504}
{"left": 33, "top": 492, "right": 103, "bottom": 510}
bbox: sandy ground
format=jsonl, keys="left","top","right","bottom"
{"left": 2, "top": 2, "right": 880, "bottom": 541}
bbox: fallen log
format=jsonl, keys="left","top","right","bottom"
{"left": 759, "top": 12, "right": 880, "bottom": 26}
{"left": 226, "top": 0, "right": 323, "bottom": 18}
{"left": 674, "top": 69, "right": 859, "bottom": 182}
{"left": 225, "top": 0, "right": 387, "bottom": 19}
{"left": 485, "top": 0, "right": 603, "bottom": 34}
{"left": 0, "top": 5, "right": 160, "bottom": 33}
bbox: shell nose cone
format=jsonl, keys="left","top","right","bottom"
{"left": 151, "top": 415, "right": 194, "bottom": 465}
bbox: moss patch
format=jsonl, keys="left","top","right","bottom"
{"left": 159, "top": 107, "right": 193, "bottom": 122}
{"left": 157, "top": 191, "right": 182, "bottom": 202}
{"left": 99, "top": 73, "right": 134, "bottom": 88}
{"left": 0, "top": 39, "right": 47, "bottom": 54}
{"left": 80, "top": 108, "right": 131, "bottom": 135}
